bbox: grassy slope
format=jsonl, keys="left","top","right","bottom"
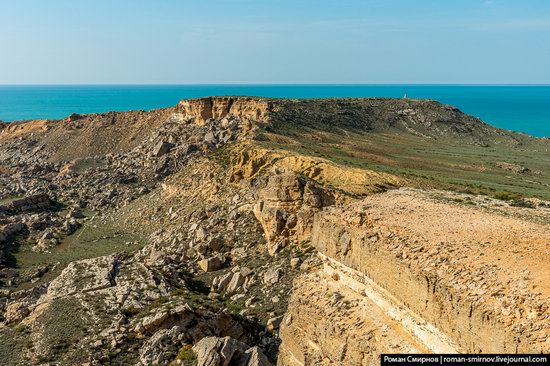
{"left": 257, "top": 115, "right": 550, "bottom": 200}
{"left": 11, "top": 215, "right": 146, "bottom": 291}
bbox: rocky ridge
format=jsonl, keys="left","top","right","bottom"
{"left": 0, "top": 97, "right": 548, "bottom": 365}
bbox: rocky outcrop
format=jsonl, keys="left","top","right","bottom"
{"left": 2, "top": 284, "right": 48, "bottom": 324}
{"left": 0, "top": 145, "right": 303, "bottom": 364}
{"left": 496, "top": 161, "right": 530, "bottom": 174}
{"left": 252, "top": 169, "right": 336, "bottom": 255}
{"left": 193, "top": 336, "right": 271, "bottom": 366}
{"left": 1, "top": 97, "right": 549, "bottom": 365}
{"left": 0, "top": 222, "right": 26, "bottom": 242}
{"left": 177, "top": 97, "right": 271, "bottom": 126}
{"left": 278, "top": 188, "right": 550, "bottom": 364}
{"left": 0, "top": 194, "right": 51, "bottom": 215}
{"left": 136, "top": 306, "right": 248, "bottom": 365}
{"left": 278, "top": 262, "right": 439, "bottom": 365}
{"left": 229, "top": 145, "right": 401, "bottom": 196}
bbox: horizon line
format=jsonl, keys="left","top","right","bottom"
{"left": 1, "top": 83, "right": 550, "bottom": 87}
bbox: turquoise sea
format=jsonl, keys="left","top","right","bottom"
{"left": 0, "top": 85, "right": 549, "bottom": 137}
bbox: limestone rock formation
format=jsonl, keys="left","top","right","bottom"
{"left": 0, "top": 97, "right": 548, "bottom": 365}
{"left": 193, "top": 336, "right": 271, "bottom": 366}
{"left": 253, "top": 169, "right": 335, "bottom": 255}
{"left": 277, "top": 189, "right": 550, "bottom": 364}
{"left": 177, "top": 97, "right": 271, "bottom": 126}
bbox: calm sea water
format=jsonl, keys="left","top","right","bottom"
{"left": 0, "top": 85, "right": 549, "bottom": 137}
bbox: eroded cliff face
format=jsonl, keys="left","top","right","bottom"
{"left": 229, "top": 145, "right": 401, "bottom": 196}
{"left": 277, "top": 258, "right": 446, "bottom": 366}
{"left": 0, "top": 97, "right": 549, "bottom": 365}
{"left": 277, "top": 189, "right": 550, "bottom": 364}
{"left": 177, "top": 97, "right": 272, "bottom": 126}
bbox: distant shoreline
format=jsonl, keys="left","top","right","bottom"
{"left": 1, "top": 85, "right": 549, "bottom": 137}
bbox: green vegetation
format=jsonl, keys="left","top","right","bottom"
{"left": 0, "top": 327, "right": 26, "bottom": 365}
{"left": 171, "top": 287, "right": 223, "bottom": 313}
{"left": 258, "top": 124, "right": 550, "bottom": 200}
{"left": 224, "top": 300, "right": 243, "bottom": 315}
{"left": 0, "top": 297, "right": 94, "bottom": 364}
{"left": 122, "top": 305, "right": 141, "bottom": 317}
{"left": 210, "top": 144, "right": 233, "bottom": 168}
{"left": 133, "top": 296, "right": 170, "bottom": 319}
{"left": 493, "top": 190, "right": 521, "bottom": 201}
{"left": 38, "top": 297, "right": 88, "bottom": 362}
{"left": 171, "top": 344, "right": 197, "bottom": 366}
{"left": 12, "top": 214, "right": 146, "bottom": 291}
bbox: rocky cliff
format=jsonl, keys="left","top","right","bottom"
{"left": 177, "top": 97, "right": 272, "bottom": 126}
{"left": 277, "top": 189, "right": 549, "bottom": 364}
{"left": 0, "top": 97, "right": 548, "bottom": 365}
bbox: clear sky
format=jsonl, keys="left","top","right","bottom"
{"left": 1, "top": 0, "right": 549, "bottom": 84}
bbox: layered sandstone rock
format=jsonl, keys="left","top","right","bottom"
{"left": 278, "top": 264, "right": 441, "bottom": 366}
{"left": 252, "top": 169, "right": 336, "bottom": 255}
{"left": 1, "top": 97, "right": 549, "bottom": 365}
{"left": 193, "top": 336, "right": 271, "bottom": 366}
{"left": 178, "top": 97, "right": 272, "bottom": 126}
{"left": 229, "top": 145, "right": 401, "bottom": 196}
{"left": 278, "top": 188, "right": 550, "bottom": 364}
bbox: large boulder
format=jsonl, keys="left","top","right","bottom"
{"left": 152, "top": 141, "right": 175, "bottom": 157}
{"left": 253, "top": 170, "right": 335, "bottom": 255}
{"left": 198, "top": 254, "right": 226, "bottom": 272}
{"left": 4, "top": 302, "right": 30, "bottom": 324}
{"left": 192, "top": 336, "right": 271, "bottom": 366}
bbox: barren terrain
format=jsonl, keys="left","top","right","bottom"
{"left": 0, "top": 97, "right": 548, "bottom": 365}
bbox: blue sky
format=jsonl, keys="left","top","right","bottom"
{"left": 1, "top": 0, "right": 549, "bottom": 84}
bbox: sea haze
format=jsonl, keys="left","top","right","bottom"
{"left": 0, "top": 85, "right": 549, "bottom": 137}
